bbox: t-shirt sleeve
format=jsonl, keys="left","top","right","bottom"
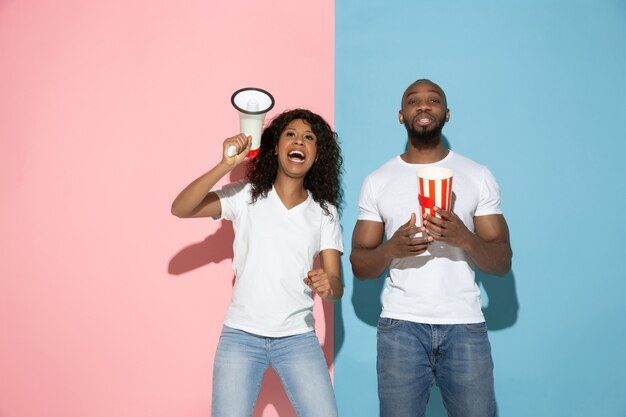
{"left": 320, "top": 204, "right": 344, "bottom": 254}
{"left": 475, "top": 167, "right": 503, "bottom": 216}
{"left": 357, "top": 175, "right": 383, "bottom": 222}
{"left": 214, "top": 180, "right": 248, "bottom": 221}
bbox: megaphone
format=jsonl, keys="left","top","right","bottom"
{"left": 228, "top": 87, "right": 275, "bottom": 158}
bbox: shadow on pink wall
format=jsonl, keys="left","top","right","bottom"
{"left": 167, "top": 164, "right": 335, "bottom": 417}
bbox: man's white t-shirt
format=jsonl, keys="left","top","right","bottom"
{"left": 358, "top": 151, "right": 502, "bottom": 324}
{"left": 215, "top": 181, "right": 343, "bottom": 337}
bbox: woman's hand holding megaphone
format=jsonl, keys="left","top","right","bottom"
{"left": 222, "top": 133, "right": 252, "bottom": 166}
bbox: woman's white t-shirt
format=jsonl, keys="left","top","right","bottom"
{"left": 215, "top": 181, "right": 343, "bottom": 337}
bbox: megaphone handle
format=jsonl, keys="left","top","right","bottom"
{"left": 226, "top": 145, "right": 237, "bottom": 157}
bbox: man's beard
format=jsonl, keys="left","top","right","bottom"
{"left": 405, "top": 121, "right": 445, "bottom": 149}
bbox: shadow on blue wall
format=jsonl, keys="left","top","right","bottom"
{"left": 477, "top": 270, "right": 519, "bottom": 331}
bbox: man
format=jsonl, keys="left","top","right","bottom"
{"left": 350, "top": 79, "right": 512, "bottom": 417}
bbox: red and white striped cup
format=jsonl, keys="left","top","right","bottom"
{"left": 417, "top": 167, "right": 453, "bottom": 219}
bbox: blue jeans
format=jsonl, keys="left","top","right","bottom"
{"left": 211, "top": 326, "right": 338, "bottom": 417}
{"left": 377, "top": 318, "right": 495, "bottom": 417}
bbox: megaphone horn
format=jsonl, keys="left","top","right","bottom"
{"left": 229, "top": 87, "right": 275, "bottom": 158}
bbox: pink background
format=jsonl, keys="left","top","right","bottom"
{"left": 0, "top": 1, "right": 334, "bottom": 416}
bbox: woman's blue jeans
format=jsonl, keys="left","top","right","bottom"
{"left": 377, "top": 318, "right": 496, "bottom": 417}
{"left": 211, "top": 326, "right": 338, "bottom": 417}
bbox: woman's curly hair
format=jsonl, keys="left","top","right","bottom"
{"left": 246, "top": 109, "right": 343, "bottom": 217}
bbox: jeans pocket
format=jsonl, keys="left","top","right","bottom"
{"left": 463, "top": 322, "right": 488, "bottom": 333}
{"left": 377, "top": 317, "right": 403, "bottom": 330}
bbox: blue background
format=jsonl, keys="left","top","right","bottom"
{"left": 333, "top": 1, "right": 626, "bottom": 416}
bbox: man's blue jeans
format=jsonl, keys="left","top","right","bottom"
{"left": 211, "top": 326, "right": 338, "bottom": 417}
{"left": 377, "top": 318, "right": 496, "bottom": 417}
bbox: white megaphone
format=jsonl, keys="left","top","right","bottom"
{"left": 227, "top": 87, "right": 275, "bottom": 158}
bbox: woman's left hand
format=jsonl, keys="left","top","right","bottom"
{"left": 304, "top": 269, "right": 334, "bottom": 299}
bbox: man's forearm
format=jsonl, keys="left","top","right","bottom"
{"left": 463, "top": 234, "right": 512, "bottom": 276}
{"left": 350, "top": 244, "right": 391, "bottom": 280}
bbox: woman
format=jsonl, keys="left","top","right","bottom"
{"left": 171, "top": 109, "right": 343, "bottom": 417}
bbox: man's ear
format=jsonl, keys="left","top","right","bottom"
{"left": 445, "top": 108, "right": 451, "bottom": 122}
{"left": 398, "top": 111, "right": 404, "bottom": 124}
